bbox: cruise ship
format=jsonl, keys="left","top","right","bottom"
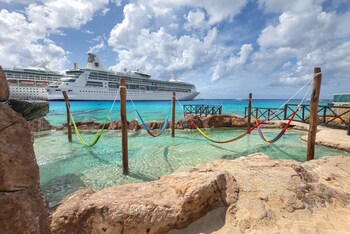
{"left": 47, "top": 53, "right": 199, "bottom": 101}
{"left": 4, "top": 61, "right": 63, "bottom": 100}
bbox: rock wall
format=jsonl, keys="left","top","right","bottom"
{"left": 59, "top": 114, "right": 250, "bottom": 132}
{"left": 51, "top": 170, "right": 238, "bottom": 234}
{"left": 0, "top": 66, "right": 9, "bottom": 102}
{"left": 0, "top": 101, "right": 50, "bottom": 232}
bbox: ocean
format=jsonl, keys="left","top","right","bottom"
{"left": 46, "top": 99, "right": 326, "bottom": 126}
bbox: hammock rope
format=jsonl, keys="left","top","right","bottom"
{"left": 67, "top": 88, "right": 120, "bottom": 147}
{"left": 254, "top": 76, "right": 314, "bottom": 143}
{"left": 176, "top": 97, "right": 256, "bottom": 144}
{"left": 127, "top": 89, "right": 171, "bottom": 137}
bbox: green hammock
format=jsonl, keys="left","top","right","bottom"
{"left": 70, "top": 112, "right": 109, "bottom": 147}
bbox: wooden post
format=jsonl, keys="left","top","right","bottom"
{"left": 172, "top": 92, "right": 176, "bottom": 137}
{"left": 120, "top": 79, "right": 128, "bottom": 174}
{"left": 306, "top": 67, "right": 322, "bottom": 161}
{"left": 284, "top": 105, "right": 288, "bottom": 120}
{"left": 247, "top": 93, "right": 252, "bottom": 131}
{"left": 62, "top": 91, "right": 72, "bottom": 142}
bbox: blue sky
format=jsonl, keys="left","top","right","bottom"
{"left": 1, "top": 0, "right": 349, "bottom": 99}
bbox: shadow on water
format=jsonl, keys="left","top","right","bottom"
{"left": 114, "top": 165, "right": 159, "bottom": 182}
{"left": 41, "top": 173, "right": 86, "bottom": 208}
{"left": 265, "top": 144, "right": 303, "bottom": 161}
{"left": 175, "top": 135, "right": 207, "bottom": 142}
{"left": 208, "top": 143, "right": 240, "bottom": 154}
{"left": 86, "top": 148, "right": 111, "bottom": 164}
{"left": 163, "top": 146, "right": 174, "bottom": 172}
{"left": 127, "top": 171, "right": 158, "bottom": 182}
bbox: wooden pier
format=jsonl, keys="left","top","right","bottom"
{"left": 184, "top": 104, "right": 222, "bottom": 117}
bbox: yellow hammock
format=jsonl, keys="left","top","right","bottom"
{"left": 188, "top": 118, "right": 256, "bottom": 144}
{"left": 69, "top": 112, "right": 109, "bottom": 147}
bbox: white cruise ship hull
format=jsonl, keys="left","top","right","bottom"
{"left": 47, "top": 53, "right": 200, "bottom": 101}
{"left": 48, "top": 89, "right": 199, "bottom": 101}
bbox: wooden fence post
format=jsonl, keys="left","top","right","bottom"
{"left": 62, "top": 91, "right": 72, "bottom": 142}
{"left": 120, "top": 79, "right": 128, "bottom": 174}
{"left": 172, "top": 92, "right": 176, "bottom": 137}
{"left": 306, "top": 67, "right": 322, "bottom": 161}
{"left": 247, "top": 93, "right": 252, "bottom": 131}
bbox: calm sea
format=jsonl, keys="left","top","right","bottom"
{"left": 46, "top": 99, "right": 328, "bottom": 126}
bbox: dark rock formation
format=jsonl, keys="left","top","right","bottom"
{"left": 0, "top": 66, "right": 9, "bottom": 102}
{"left": 0, "top": 103, "right": 50, "bottom": 233}
{"left": 8, "top": 98, "right": 49, "bottom": 121}
{"left": 28, "top": 117, "right": 53, "bottom": 132}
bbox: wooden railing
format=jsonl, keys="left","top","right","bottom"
{"left": 184, "top": 104, "right": 222, "bottom": 117}
{"left": 244, "top": 104, "right": 350, "bottom": 130}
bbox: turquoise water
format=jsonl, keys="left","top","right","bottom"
{"left": 46, "top": 99, "right": 329, "bottom": 126}
{"left": 36, "top": 99, "right": 345, "bottom": 206}
{"left": 34, "top": 127, "right": 349, "bottom": 207}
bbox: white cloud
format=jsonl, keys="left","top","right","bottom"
{"left": 253, "top": 0, "right": 350, "bottom": 88}
{"left": 212, "top": 44, "right": 253, "bottom": 81}
{"left": 172, "top": 0, "right": 247, "bottom": 24}
{"left": 184, "top": 9, "right": 206, "bottom": 30}
{"left": 0, "top": 1, "right": 109, "bottom": 69}
{"left": 89, "top": 40, "right": 105, "bottom": 54}
{"left": 0, "top": 0, "right": 36, "bottom": 3}
{"left": 108, "top": 0, "right": 249, "bottom": 83}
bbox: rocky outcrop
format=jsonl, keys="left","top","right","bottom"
{"left": 60, "top": 115, "right": 249, "bottom": 132}
{"left": 28, "top": 117, "right": 53, "bottom": 132}
{"left": 0, "top": 103, "right": 50, "bottom": 233}
{"left": 50, "top": 154, "right": 350, "bottom": 234}
{"left": 0, "top": 66, "right": 9, "bottom": 102}
{"left": 51, "top": 170, "right": 238, "bottom": 234}
{"left": 8, "top": 98, "right": 49, "bottom": 121}
{"left": 189, "top": 154, "right": 350, "bottom": 234}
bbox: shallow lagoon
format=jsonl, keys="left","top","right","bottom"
{"left": 34, "top": 128, "right": 350, "bottom": 207}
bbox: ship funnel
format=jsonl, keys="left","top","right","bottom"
{"left": 74, "top": 62, "right": 79, "bottom": 69}
{"left": 86, "top": 53, "right": 106, "bottom": 71}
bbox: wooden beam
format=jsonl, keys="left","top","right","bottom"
{"left": 306, "top": 67, "right": 322, "bottom": 161}
{"left": 172, "top": 92, "right": 176, "bottom": 137}
{"left": 247, "top": 93, "right": 252, "bottom": 131}
{"left": 120, "top": 79, "right": 128, "bottom": 174}
{"left": 62, "top": 91, "right": 72, "bottom": 142}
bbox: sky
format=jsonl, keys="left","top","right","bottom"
{"left": 0, "top": 0, "right": 349, "bottom": 99}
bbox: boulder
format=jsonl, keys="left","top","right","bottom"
{"left": 129, "top": 119, "right": 141, "bottom": 131}
{"left": 28, "top": 117, "right": 52, "bottom": 132}
{"left": 191, "top": 154, "right": 350, "bottom": 234}
{"left": 8, "top": 98, "right": 49, "bottom": 121}
{"left": 231, "top": 115, "right": 248, "bottom": 127}
{"left": 193, "top": 115, "right": 248, "bottom": 128}
{"left": 107, "top": 121, "right": 118, "bottom": 130}
{"left": 51, "top": 170, "right": 238, "bottom": 234}
{"left": 0, "top": 66, "right": 9, "bottom": 102}
{"left": 0, "top": 103, "right": 50, "bottom": 233}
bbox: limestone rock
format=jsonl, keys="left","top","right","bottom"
{"left": 8, "top": 98, "right": 49, "bottom": 121}
{"left": 0, "top": 103, "right": 50, "bottom": 233}
{"left": 192, "top": 154, "right": 350, "bottom": 234}
{"left": 107, "top": 121, "right": 118, "bottom": 130}
{"left": 0, "top": 66, "right": 9, "bottom": 102}
{"left": 231, "top": 115, "right": 248, "bottom": 127}
{"left": 51, "top": 170, "right": 238, "bottom": 234}
{"left": 129, "top": 119, "right": 141, "bottom": 131}
{"left": 28, "top": 117, "right": 52, "bottom": 132}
